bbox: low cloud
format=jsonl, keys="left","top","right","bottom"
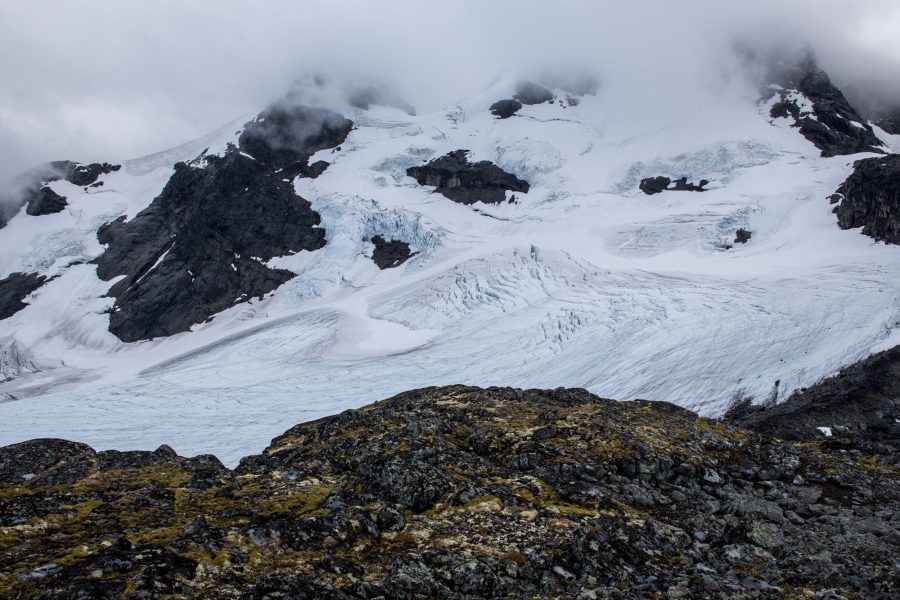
{"left": 0, "top": 0, "right": 898, "bottom": 189}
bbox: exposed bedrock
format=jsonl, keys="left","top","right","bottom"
{"left": 831, "top": 154, "right": 900, "bottom": 244}
{"left": 769, "top": 65, "right": 885, "bottom": 157}
{"left": 95, "top": 105, "right": 352, "bottom": 342}
{"left": 639, "top": 176, "right": 708, "bottom": 195}
{"left": 0, "top": 272, "right": 47, "bottom": 320}
{"left": 512, "top": 81, "right": 554, "bottom": 105}
{"left": 489, "top": 99, "right": 522, "bottom": 119}
{"left": 406, "top": 150, "right": 530, "bottom": 205}
{"left": 238, "top": 105, "right": 352, "bottom": 172}
{"left": 24, "top": 186, "right": 68, "bottom": 216}
{"left": 1, "top": 385, "right": 897, "bottom": 598}
{"left": 875, "top": 109, "right": 900, "bottom": 135}
{"left": 3, "top": 161, "right": 121, "bottom": 224}
{"left": 726, "top": 343, "right": 900, "bottom": 450}
{"left": 370, "top": 235, "right": 415, "bottom": 269}
{"left": 64, "top": 162, "right": 121, "bottom": 187}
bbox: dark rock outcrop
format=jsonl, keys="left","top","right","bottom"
{"left": 769, "top": 65, "right": 885, "bottom": 157}
{"left": 734, "top": 228, "right": 752, "bottom": 244}
{"left": 831, "top": 154, "right": 900, "bottom": 244}
{"left": 370, "top": 235, "right": 415, "bottom": 269}
{"left": 726, "top": 344, "right": 900, "bottom": 449}
{"left": 639, "top": 176, "right": 709, "bottom": 195}
{"left": 875, "top": 109, "right": 900, "bottom": 135}
{"left": 0, "top": 272, "right": 47, "bottom": 320}
{"left": 1, "top": 385, "right": 897, "bottom": 598}
{"left": 94, "top": 105, "right": 352, "bottom": 342}
{"left": 5, "top": 161, "right": 121, "bottom": 224}
{"left": 64, "top": 162, "right": 120, "bottom": 187}
{"left": 407, "top": 150, "right": 529, "bottom": 205}
{"left": 238, "top": 105, "right": 352, "bottom": 172}
{"left": 24, "top": 187, "right": 68, "bottom": 216}
{"left": 26, "top": 160, "right": 121, "bottom": 188}
{"left": 512, "top": 81, "right": 554, "bottom": 105}
{"left": 489, "top": 99, "right": 522, "bottom": 119}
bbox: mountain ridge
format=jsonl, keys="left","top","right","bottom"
{"left": 1, "top": 64, "right": 900, "bottom": 462}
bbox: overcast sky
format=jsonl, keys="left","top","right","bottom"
{"left": 1, "top": 0, "right": 898, "bottom": 185}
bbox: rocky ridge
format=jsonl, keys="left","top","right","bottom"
{"left": 768, "top": 65, "right": 885, "bottom": 157}
{"left": 0, "top": 384, "right": 896, "bottom": 599}
{"left": 93, "top": 104, "right": 352, "bottom": 342}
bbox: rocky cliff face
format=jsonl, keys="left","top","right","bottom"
{"left": 0, "top": 272, "right": 48, "bottom": 320}
{"left": 769, "top": 65, "right": 885, "bottom": 157}
{"left": 93, "top": 105, "right": 351, "bottom": 342}
{"left": 874, "top": 108, "right": 900, "bottom": 136}
{"left": 831, "top": 154, "right": 900, "bottom": 245}
{"left": 1, "top": 385, "right": 896, "bottom": 599}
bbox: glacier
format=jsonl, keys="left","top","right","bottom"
{"left": 1, "top": 78, "right": 900, "bottom": 466}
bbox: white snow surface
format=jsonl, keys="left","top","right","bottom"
{"left": 2, "top": 82, "right": 900, "bottom": 466}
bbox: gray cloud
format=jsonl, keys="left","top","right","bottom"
{"left": 0, "top": 0, "right": 898, "bottom": 189}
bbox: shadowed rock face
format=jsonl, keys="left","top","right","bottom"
{"left": 94, "top": 105, "right": 352, "bottom": 342}
{"left": 726, "top": 343, "right": 900, "bottom": 450}
{"left": 370, "top": 235, "right": 415, "bottom": 269}
{"left": 64, "top": 162, "right": 121, "bottom": 187}
{"left": 639, "top": 176, "right": 708, "bottom": 195}
{"left": 875, "top": 110, "right": 900, "bottom": 135}
{"left": 407, "top": 150, "right": 529, "bottom": 205}
{"left": 238, "top": 105, "right": 352, "bottom": 172}
{"left": 0, "top": 385, "right": 897, "bottom": 598}
{"left": 769, "top": 66, "right": 885, "bottom": 157}
{"left": 513, "top": 81, "right": 554, "bottom": 105}
{"left": 831, "top": 154, "right": 900, "bottom": 244}
{"left": 489, "top": 99, "right": 522, "bottom": 119}
{"left": 0, "top": 272, "right": 47, "bottom": 320}
{"left": 25, "top": 187, "right": 67, "bottom": 216}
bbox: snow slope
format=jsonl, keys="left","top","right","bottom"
{"left": 2, "top": 79, "right": 900, "bottom": 466}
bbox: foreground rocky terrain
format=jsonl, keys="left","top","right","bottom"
{"left": 1, "top": 383, "right": 897, "bottom": 599}
{"left": 726, "top": 343, "right": 900, "bottom": 448}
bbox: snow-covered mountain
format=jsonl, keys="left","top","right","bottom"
{"left": 2, "top": 66, "right": 900, "bottom": 465}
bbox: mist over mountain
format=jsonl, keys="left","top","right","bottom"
{"left": 2, "top": 0, "right": 900, "bottom": 188}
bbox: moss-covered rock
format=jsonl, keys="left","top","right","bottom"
{"left": 0, "top": 386, "right": 897, "bottom": 598}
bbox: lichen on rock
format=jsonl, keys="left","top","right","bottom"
{"left": 1, "top": 385, "right": 896, "bottom": 598}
